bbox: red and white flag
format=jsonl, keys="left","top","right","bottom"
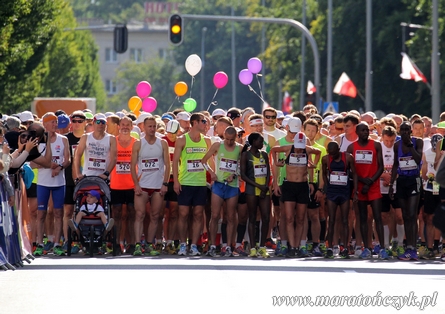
{"left": 281, "top": 91, "right": 293, "bottom": 114}
{"left": 333, "top": 72, "right": 357, "bottom": 98}
{"left": 307, "top": 80, "right": 316, "bottom": 94}
{"left": 400, "top": 52, "right": 427, "bottom": 83}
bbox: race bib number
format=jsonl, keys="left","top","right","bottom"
{"left": 288, "top": 153, "right": 307, "bottom": 167}
{"left": 52, "top": 156, "right": 60, "bottom": 163}
{"left": 187, "top": 160, "right": 204, "bottom": 172}
{"left": 116, "top": 161, "right": 131, "bottom": 174}
{"left": 141, "top": 159, "right": 159, "bottom": 172}
{"left": 355, "top": 150, "right": 373, "bottom": 164}
{"left": 399, "top": 156, "right": 417, "bottom": 171}
{"left": 87, "top": 158, "right": 106, "bottom": 171}
{"left": 168, "top": 147, "right": 175, "bottom": 155}
{"left": 71, "top": 144, "right": 78, "bottom": 155}
{"left": 329, "top": 171, "right": 348, "bottom": 186}
{"left": 254, "top": 164, "right": 267, "bottom": 178}
{"left": 219, "top": 158, "right": 237, "bottom": 173}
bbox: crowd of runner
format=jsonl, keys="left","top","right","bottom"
{"left": 1, "top": 104, "right": 444, "bottom": 261}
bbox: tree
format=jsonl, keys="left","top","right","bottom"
{"left": 108, "top": 56, "right": 179, "bottom": 114}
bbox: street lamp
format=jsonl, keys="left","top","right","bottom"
{"left": 200, "top": 27, "right": 207, "bottom": 111}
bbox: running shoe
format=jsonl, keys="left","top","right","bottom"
{"left": 373, "top": 244, "right": 381, "bottom": 255}
{"left": 178, "top": 243, "right": 187, "bottom": 256}
{"left": 286, "top": 247, "right": 296, "bottom": 258}
{"left": 43, "top": 241, "right": 54, "bottom": 253}
{"left": 265, "top": 238, "right": 277, "bottom": 250}
{"left": 206, "top": 245, "right": 217, "bottom": 257}
{"left": 220, "top": 246, "right": 227, "bottom": 257}
{"left": 249, "top": 248, "right": 257, "bottom": 257}
{"left": 378, "top": 248, "right": 389, "bottom": 260}
{"left": 398, "top": 248, "right": 418, "bottom": 261}
{"left": 33, "top": 245, "right": 44, "bottom": 257}
{"left": 163, "top": 243, "right": 177, "bottom": 255}
{"left": 418, "top": 246, "right": 428, "bottom": 259}
{"left": 354, "top": 246, "right": 363, "bottom": 258}
{"left": 274, "top": 241, "right": 281, "bottom": 256}
{"left": 359, "top": 248, "right": 372, "bottom": 259}
{"left": 312, "top": 245, "right": 323, "bottom": 257}
{"left": 62, "top": 241, "right": 68, "bottom": 252}
{"left": 298, "top": 246, "right": 309, "bottom": 258}
{"left": 441, "top": 251, "right": 445, "bottom": 262}
{"left": 145, "top": 244, "right": 160, "bottom": 256}
{"left": 395, "top": 246, "right": 405, "bottom": 258}
{"left": 306, "top": 243, "right": 313, "bottom": 252}
{"left": 257, "top": 247, "right": 270, "bottom": 258}
{"left": 333, "top": 246, "right": 340, "bottom": 257}
{"left": 319, "top": 243, "right": 327, "bottom": 255}
{"left": 278, "top": 245, "right": 288, "bottom": 257}
{"left": 225, "top": 246, "right": 233, "bottom": 257}
{"left": 340, "top": 248, "right": 350, "bottom": 259}
{"left": 233, "top": 245, "right": 248, "bottom": 257}
{"left": 133, "top": 243, "right": 143, "bottom": 256}
{"left": 53, "top": 245, "right": 66, "bottom": 256}
{"left": 325, "top": 248, "right": 334, "bottom": 259}
{"left": 190, "top": 244, "right": 201, "bottom": 256}
{"left": 155, "top": 243, "right": 163, "bottom": 253}
{"left": 105, "top": 218, "right": 114, "bottom": 233}
{"left": 71, "top": 244, "right": 80, "bottom": 254}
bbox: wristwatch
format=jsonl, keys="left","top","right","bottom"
{"left": 162, "top": 182, "right": 168, "bottom": 186}
{"left": 103, "top": 171, "right": 110, "bottom": 177}
{"left": 58, "top": 164, "right": 64, "bottom": 170}
{"left": 318, "top": 188, "right": 325, "bottom": 194}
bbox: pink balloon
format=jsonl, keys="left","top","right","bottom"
{"left": 142, "top": 97, "right": 157, "bottom": 113}
{"left": 238, "top": 69, "right": 253, "bottom": 85}
{"left": 136, "top": 81, "right": 152, "bottom": 98}
{"left": 247, "top": 57, "right": 262, "bottom": 74}
{"left": 213, "top": 72, "right": 229, "bottom": 89}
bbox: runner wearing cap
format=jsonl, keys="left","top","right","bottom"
{"left": 176, "top": 111, "right": 191, "bottom": 133}
{"left": 131, "top": 116, "right": 170, "bottom": 256}
{"left": 62, "top": 110, "right": 86, "bottom": 253}
{"left": 271, "top": 131, "right": 321, "bottom": 258}
{"left": 109, "top": 116, "right": 136, "bottom": 255}
{"left": 33, "top": 112, "right": 70, "bottom": 257}
{"left": 227, "top": 108, "right": 241, "bottom": 128}
{"left": 172, "top": 113, "right": 211, "bottom": 256}
{"left": 73, "top": 113, "right": 117, "bottom": 181}
{"left": 161, "top": 119, "right": 181, "bottom": 254}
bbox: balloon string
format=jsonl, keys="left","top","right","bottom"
{"left": 248, "top": 85, "right": 266, "bottom": 103}
{"left": 256, "top": 74, "right": 263, "bottom": 99}
{"left": 167, "top": 96, "right": 179, "bottom": 113}
{"left": 189, "top": 76, "right": 195, "bottom": 98}
{"left": 206, "top": 89, "right": 219, "bottom": 111}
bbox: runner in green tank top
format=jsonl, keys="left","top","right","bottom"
{"left": 201, "top": 126, "right": 243, "bottom": 257}
{"left": 172, "top": 113, "right": 212, "bottom": 257}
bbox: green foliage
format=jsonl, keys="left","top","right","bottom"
{"left": 108, "top": 57, "right": 178, "bottom": 114}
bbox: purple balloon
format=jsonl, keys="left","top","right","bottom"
{"left": 239, "top": 69, "right": 253, "bottom": 85}
{"left": 247, "top": 57, "right": 262, "bottom": 74}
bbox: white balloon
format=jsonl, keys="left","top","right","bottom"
{"left": 185, "top": 54, "right": 202, "bottom": 77}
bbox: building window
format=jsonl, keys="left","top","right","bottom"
{"left": 105, "top": 48, "right": 117, "bottom": 63}
{"left": 130, "top": 48, "right": 143, "bottom": 63}
{"left": 105, "top": 79, "right": 117, "bottom": 94}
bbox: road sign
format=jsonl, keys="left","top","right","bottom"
{"left": 323, "top": 101, "right": 339, "bottom": 113}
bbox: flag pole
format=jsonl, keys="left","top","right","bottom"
{"left": 357, "top": 90, "right": 366, "bottom": 103}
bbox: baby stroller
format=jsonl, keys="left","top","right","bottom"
{"left": 67, "top": 176, "right": 117, "bottom": 257}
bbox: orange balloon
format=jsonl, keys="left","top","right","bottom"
{"left": 132, "top": 110, "right": 141, "bottom": 117}
{"left": 174, "top": 81, "right": 188, "bottom": 97}
{"left": 128, "top": 96, "right": 142, "bottom": 112}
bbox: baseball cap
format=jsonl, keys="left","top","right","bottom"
{"left": 93, "top": 113, "right": 107, "bottom": 122}
{"left": 136, "top": 112, "right": 152, "bottom": 125}
{"left": 166, "top": 120, "right": 180, "bottom": 134}
{"left": 176, "top": 112, "right": 190, "bottom": 121}
{"left": 281, "top": 117, "right": 290, "bottom": 128}
{"left": 161, "top": 114, "right": 174, "bottom": 121}
{"left": 42, "top": 112, "right": 58, "bottom": 123}
{"left": 115, "top": 111, "right": 125, "bottom": 119}
{"left": 19, "top": 111, "right": 34, "bottom": 122}
{"left": 71, "top": 111, "right": 86, "bottom": 120}
{"left": 212, "top": 108, "right": 226, "bottom": 117}
{"left": 58, "top": 114, "right": 70, "bottom": 129}
{"left": 88, "top": 190, "right": 101, "bottom": 199}
{"left": 276, "top": 110, "right": 285, "bottom": 119}
{"left": 104, "top": 112, "right": 114, "bottom": 118}
{"left": 84, "top": 112, "right": 94, "bottom": 120}
{"left": 436, "top": 121, "right": 445, "bottom": 129}
{"left": 287, "top": 117, "right": 302, "bottom": 133}
{"left": 294, "top": 132, "right": 307, "bottom": 148}
{"left": 227, "top": 109, "right": 241, "bottom": 120}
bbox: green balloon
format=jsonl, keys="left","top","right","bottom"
{"left": 184, "top": 98, "right": 197, "bottom": 112}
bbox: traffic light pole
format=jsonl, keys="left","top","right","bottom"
{"left": 180, "top": 14, "right": 321, "bottom": 111}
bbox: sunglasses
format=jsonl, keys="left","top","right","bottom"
{"left": 213, "top": 116, "right": 223, "bottom": 120}
{"left": 22, "top": 121, "right": 33, "bottom": 126}
{"left": 95, "top": 120, "right": 106, "bottom": 125}
{"left": 72, "top": 119, "right": 85, "bottom": 124}
{"left": 335, "top": 127, "right": 344, "bottom": 131}
{"left": 201, "top": 119, "right": 207, "bottom": 124}
{"left": 264, "top": 115, "right": 276, "bottom": 119}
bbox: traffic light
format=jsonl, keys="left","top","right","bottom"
{"left": 169, "top": 14, "right": 183, "bottom": 45}
{"left": 114, "top": 24, "right": 128, "bottom": 54}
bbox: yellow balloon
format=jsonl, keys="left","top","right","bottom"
{"left": 128, "top": 96, "right": 142, "bottom": 112}
{"left": 174, "top": 81, "right": 188, "bottom": 97}
{"left": 132, "top": 109, "right": 141, "bottom": 117}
